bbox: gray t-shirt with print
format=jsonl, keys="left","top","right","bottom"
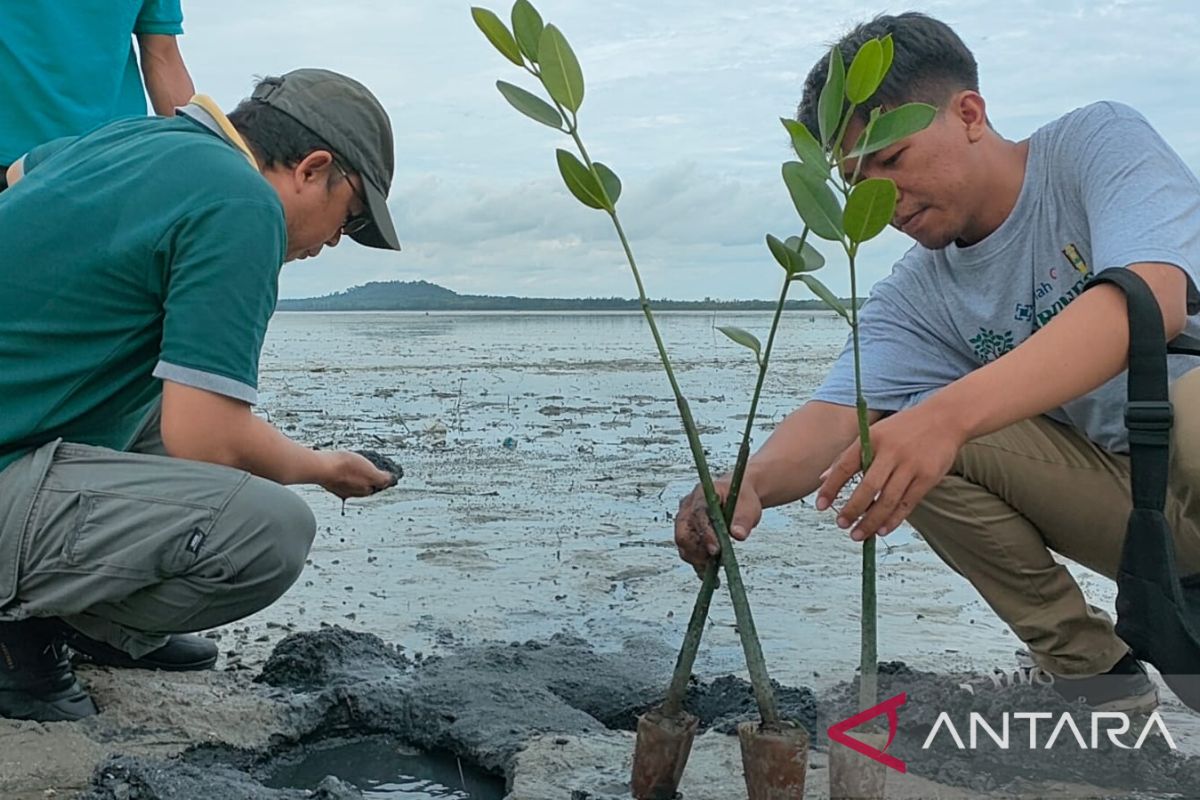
{"left": 813, "top": 101, "right": 1200, "bottom": 453}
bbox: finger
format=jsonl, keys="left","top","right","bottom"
{"left": 674, "top": 508, "right": 712, "bottom": 565}
{"left": 837, "top": 457, "right": 893, "bottom": 528}
{"left": 850, "top": 470, "right": 914, "bottom": 541}
{"left": 879, "top": 505, "right": 910, "bottom": 539}
{"left": 729, "top": 497, "right": 761, "bottom": 542}
{"left": 877, "top": 474, "right": 939, "bottom": 537}
{"left": 678, "top": 538, "right": 712, "bottom": 574}
{"left": 674, "top": 509, "right": 695, "bottom": 554}
{"left": 816, "top": 441, "right": 862, "bottom": 512}
{"left": 698, "top": 510, "right": 723, "bottom": 558}
{"left": 704, "top": 529, "right": 720, "bottom": 558}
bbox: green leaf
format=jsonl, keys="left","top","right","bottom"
{"left": 849, "top": 103, "right": 937, "bottom": 157}
{"left": 781, "top": 118, "right": 829, "bottom": 177}
{"left": 593, "top": 161, "right": 621, "bottom": 206}
{"left": 556, "top": 149, "right": 608, "bottom": 210}
{"left": 781, "top": 162, "right": 844, "bottom": 242}
{"left": 817, "top": 46, "right": 846, "bottom": 147}
{"left": 843, "top": 178, "right": 897, "bottom": 244}
{"left": 786, "top": 236, "right": 826, "bottom": 271}
{"left": 717, "top": 326, "right": 762, "bottom": 363}
{"left": 539, "top": 25, "right": 584, "bottom": 113}
{"left": 472, "top": 7, "right": 523, "bottom": 66}
{"left": 845, "top": 38, "right": 884, "bottom": 104}
{"left": 766, "top": 234, "right": 800, "bottom": 275}
{"left": 767, "top": 234, "right": 825, "bottom": 276}
{"left": 879, "top": 35, "right": 895, "bottom": 81}
{"left": 797, "top": 274, "right": 849, "bottom": 321}
{"left": 496, "top": 81, "right": 563, "bottom": 129}
{"left": 512, "top": 0, "right": 544, "bottom": 62}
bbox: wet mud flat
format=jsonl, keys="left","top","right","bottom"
{"left": 66, "top": 629, "right": 813, "bottom": 799}
{"left": 5, "top": 311, "right": 1200, "bottom": 797}
{"left": 19, "top": 628, "right": 1200, "bottom": 799}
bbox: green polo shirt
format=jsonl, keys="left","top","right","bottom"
{"left": 0, "top": 113, "right": 286, "bottom": 473}
{"left": 0, "top": 0, "right": 185, "bottom": 165}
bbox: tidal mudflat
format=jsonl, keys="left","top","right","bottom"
{"left": 4, "top": 310, "right": 1198, "bottom": 799}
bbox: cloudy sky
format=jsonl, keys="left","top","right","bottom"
{"left": 182, "top": 0, "right": 1200, "bottom": 300}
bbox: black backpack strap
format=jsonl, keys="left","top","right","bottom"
{"left": 1169, "top": 332, "right": 1200, "bottom": 357}
{"left": 1083, "top": 268, "right": 1172, "bottom": 512}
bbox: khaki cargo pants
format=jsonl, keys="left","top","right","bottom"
{"left": 0, "top": 404, "right": 317, "bottom": 658}
{"left": 909, "top": 368, "right": 1200, "bottom": 677}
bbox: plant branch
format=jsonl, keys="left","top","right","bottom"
{"left": 847, "top": 242, "right": 878, "bottom": 713}
{"left": 562, "top": 125, "right": 779, "bottom": 725}
{"left": 662, "top": 228, "right": 811, "bottom": 715}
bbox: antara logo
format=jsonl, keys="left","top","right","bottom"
{"left": 827, "top": 692, "right": 908, "bottom": 773}
{"left": 826, "top": 692, "right": 1178, "bottom": 773}
{"left": 922, "top": 710, "right": 1177, "bottom": 751}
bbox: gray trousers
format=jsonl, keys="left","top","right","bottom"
{"left": 0, "top": 404, "right": 317, "bottom": 658}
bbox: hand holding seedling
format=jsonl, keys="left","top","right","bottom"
{"left": 818, "top": 399, "right": 966, "bottom": 541}
{"left": 674, "top": 474, "right": 761, "bottom": 573}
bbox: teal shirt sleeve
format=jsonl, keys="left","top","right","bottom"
{"left": 152, "top": 198, "right": 286, "bottom": 404}
{"left": 22, "top": 136, "right": 79, "bottom": 173}
{"left": 135, "top": 0, "right": 184, "bottom": 35}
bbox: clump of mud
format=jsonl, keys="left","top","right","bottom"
{"left": 256, "top": 625, "right": 413, "bottom": 691}
{"left": 822, "top": 661, "right": 1200, "bottom": 795}
{"left": 600, "top": 674, "right": 818, "bottom": 736}
{"left": 681, "top": 674, "right": 817, "bottom": 735}
{"left": 353, "top": 449, "right": 403, "bottom": 481}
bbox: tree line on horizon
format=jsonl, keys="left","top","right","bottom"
{"left": 275, "top": 280, "right": 861, "bottom": 312}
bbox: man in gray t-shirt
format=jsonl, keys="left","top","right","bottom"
{"left": 675, "top": 12, "right": 1200, "bottom": 715}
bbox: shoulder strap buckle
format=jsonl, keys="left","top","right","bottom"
{"left": 1126, "top": 400, "right": 1174, "bottom": 447}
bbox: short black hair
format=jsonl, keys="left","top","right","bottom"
{"left": 227, "top": 78, "right": 340, "bottom": 172}
{"left": 796, "top": 12, "right": 978, "bottom": 140}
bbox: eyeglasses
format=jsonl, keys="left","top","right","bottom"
{"left": 333, "top": 160, "right": 371, "bottom": 235}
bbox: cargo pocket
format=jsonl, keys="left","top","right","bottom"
{"left": 0, "top": 438, "right": 63, "bottom": 611}
{"left": 65, "top": 489, "right": 217, "bottom": 579}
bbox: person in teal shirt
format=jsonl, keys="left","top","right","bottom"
{"left": 0, "top": 0, "right": 195, "bottom": 190}
{"left": 0, "top": 69, "right": 402, "bottom": 722}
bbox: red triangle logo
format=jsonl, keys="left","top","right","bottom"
{"left": 826, "top": 691, "right": 907, "bottom": 773}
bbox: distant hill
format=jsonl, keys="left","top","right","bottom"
{"left": 277, "top": 280, "right": 856, "bottom": 312}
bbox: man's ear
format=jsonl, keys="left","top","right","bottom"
{"left": 951, "top": 91, "right": 989, "bottom": 143}
{"left": 294, "top": 149, "right": 335, "bottom": 187}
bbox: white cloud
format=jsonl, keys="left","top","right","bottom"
{"left": 180, "top": 0, "right": 1200, "bottom": 299}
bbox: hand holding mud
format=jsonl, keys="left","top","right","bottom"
{"left": 674, "top": 475, "right": 762, "bottom": 574}
{"left": 315, "top": 450, "right": 399, "bottom": 499}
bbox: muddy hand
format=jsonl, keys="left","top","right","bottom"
{"left": 318, "top": 450, "right": 398, "bottom": 499}
{"left": 673, "top": 477, "right": 762, "bottom": 577}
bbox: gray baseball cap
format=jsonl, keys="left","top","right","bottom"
{"left": 251, "top": 68, "right": 401, "bottom": 251}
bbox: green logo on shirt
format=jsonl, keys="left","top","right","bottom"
{"left": 970, "top": 328, "right": 1015, "bottom": 363}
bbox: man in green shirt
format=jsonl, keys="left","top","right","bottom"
{"left": 0, "top": 69, "right": 401, "bottom": 722}
{"left": 0, "top": 0, "right": 195, "bottom": 191}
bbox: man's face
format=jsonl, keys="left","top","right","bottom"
{"left": 841, "top": 96, "right": 983, "bottom": 250}
{"left": 274, "top": 151, "right": 367, "bottom": 262}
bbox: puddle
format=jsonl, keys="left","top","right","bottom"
{"left": 263, "top": 735, "right": 505, "bottom": 799}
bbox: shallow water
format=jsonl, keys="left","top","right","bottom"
{"left": 263, "top": 735, "right": 506, "bottom": 799}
